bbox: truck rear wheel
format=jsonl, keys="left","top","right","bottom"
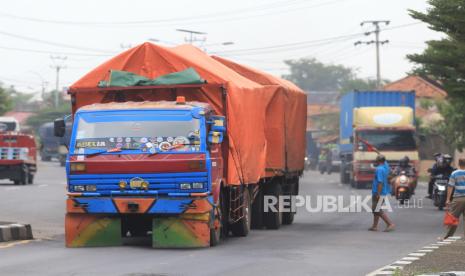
{"left": 282, "top": 178, "right": 298, "bottom": 225}
{"left": 230, "top": 187, "right": 251, "bottom": 237}
{"left": 251, "top": 187, "right": 264, "bottom": 229}
{"left": 19, "top": 166, "right": 29, "bottom": 185}
{"left": 264, "top": 179, "right": 282, "bottom": 230}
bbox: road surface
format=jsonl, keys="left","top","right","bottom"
{"left": 0, "top": 161, "right": 445, "bottom": 276}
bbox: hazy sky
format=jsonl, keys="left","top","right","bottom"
{"left": 0, "top": 0, "right": 440, "bottom": 94}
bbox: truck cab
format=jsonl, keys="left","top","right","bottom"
{"left": 57, "top": 99, "right": 226, "bottom": 247}
{"left": 0, "top": 118, "right": 37, "bottom": 185}
{"left": 339, "top": 91, "right": 419, "bottom": 188}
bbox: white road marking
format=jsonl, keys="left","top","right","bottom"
{"left": 418, "top": 249, "right": 433, "bottom": 252}
{"left": 423, "top": 246, "right": 439, "bottom": 249}
{"left": 5, "top": 187, "right": 20, "bottom": 191}
{"left": 402, "top": 257, "right": 420, "bottom": 261}
{"left": 436, "top": 241, "right": 451, "bottom": 245}
{"left": 408, "top": 253, "right": 426, "bottom": 257}
{"left": 392, "top": 260, "right": 411, "bottom": 265}
{"left": 38, "top": 184, "right": 48, "bottom": 188}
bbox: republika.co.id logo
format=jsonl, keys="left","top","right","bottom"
{"left": 263, "top": 195, "right": 423, "bottom": 213}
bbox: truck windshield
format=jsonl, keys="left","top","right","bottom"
{"left": 357, "top": 130, "right": 416, "bottom": 151}
{"left": 0, "top": 122, "right": 17, "bottom": 132}
{"left": 73, "top": 113, "right": 202, "bottom": 153}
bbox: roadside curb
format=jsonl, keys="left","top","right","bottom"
{"left": 0, "top": 223, "right": 33, "bottom": 242}
{"left": 366, "top": 236, "right": 462, "bottom": 276}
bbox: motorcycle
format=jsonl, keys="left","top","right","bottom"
{"left": 432, "top": 174, "right": 449, "bottom": 210}
{"left": 304, "top": 156, "right": 311, "bottom": 171}
{"left": 391, "top": 170, "right": 415, "bottom": 204}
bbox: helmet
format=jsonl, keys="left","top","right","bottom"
{"left": 399, "top": 156, "right": 410, "bottom": 167}
{"left": 375, "top": 154, "right": 386, "bottom": 163}
{"left": 443, "top": 154, "right": 453, "bottom": 166}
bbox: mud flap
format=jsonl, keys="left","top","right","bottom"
{"left": 152, "top": 213, "right": 211, "bottom": 248}
{"left": 65, "top": 214, "right": 122, "bottom": 247}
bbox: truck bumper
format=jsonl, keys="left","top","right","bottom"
{"left": 65, "top": 196, "right": 213, "bottom": 248}
{"left": 0, "top": 163, "right": 23, "bottom": 180}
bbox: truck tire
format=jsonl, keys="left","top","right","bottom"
{"left": 251, "top": 187, "right": 264, "bottom": 229}
{"left": 210, "top": 190, "right": 224, "bottom": 246}
{"left": 264, "top": 179, "right": 282, "bottom": 230}
{"left": 230, "top": 188, "right": 251, "bottom": 237}
{"left": 282, "top": 178, "right": 298, "bottom": 225}
{"left": 28, "top": 174, "right": 34, "bottom": 185}
{"left": 41, "top": 156, "right": 51, "bottom": 162}
{"left": 19, "top": 166, "right": 29, "bottom": 185}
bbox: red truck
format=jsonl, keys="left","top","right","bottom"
{"left": 55, "top": 43, "right": 307, "bottom": 248}
{"left": 0, "top": 117, "right": 37, "bottom": 185}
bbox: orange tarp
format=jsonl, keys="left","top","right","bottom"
{"left": 70, "top": 42, "right": 306, "bottom": 185}
{"left": 211, "top": 56, "right": 307, "bottom": 172}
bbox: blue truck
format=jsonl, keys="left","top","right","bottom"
{"left": 339, "top": 91, "right": 418, "bottom": 188}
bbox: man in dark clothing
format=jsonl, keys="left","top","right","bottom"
{"left": 427, "top": 154, "right": 455, "bottom": 199}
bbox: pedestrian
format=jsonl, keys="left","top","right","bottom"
{"left": 369, "top": 154, "right": 396, "bottom": 232}
{"left": 441, "top": 158, "right": 465, "bottom": 240}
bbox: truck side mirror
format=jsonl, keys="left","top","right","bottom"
{"left": 208, "top": 131, "right": 224, "bottom": 144}
{"left": 210, "top": 116, "right": 226, "bottom": 132}
{"left": 54, "top": 118, "right": 66, "bottom": 137}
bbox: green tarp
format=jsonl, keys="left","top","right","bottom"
{"left": 98, "top": 68, "right": 205, "bottom": 87}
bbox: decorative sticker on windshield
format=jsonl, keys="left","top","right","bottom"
{"left": 76, "top": 140, "right": 107, "bottom": 148}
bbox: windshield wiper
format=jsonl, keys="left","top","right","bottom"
{"left": 71, "top": 147, "right": 139, "bottom": 156}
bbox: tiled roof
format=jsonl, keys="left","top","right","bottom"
{"left": 384, "top": 75, "right": 447, "bottom": 99}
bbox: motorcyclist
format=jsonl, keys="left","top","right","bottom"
{"left": 393, "top": 156, "right": 416, "bottom": 176}
{"left": 426, "top": 153, "right": 455, "bottom": 199}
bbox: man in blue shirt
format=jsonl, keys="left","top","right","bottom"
{"left": 442, "top": 158, "right": 465, "bottom": 240}
{"left": 369, "top": 154, "right": 395, "bottom": 232}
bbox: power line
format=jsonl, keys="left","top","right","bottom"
{"left": 0, "top": 45, "right": 113, "bottom": 57}
{"left": 0, "top": 29, "right": 115, "bottom": 53}
{"left": 0, "top": 0, "right": 308, "bottom": 26}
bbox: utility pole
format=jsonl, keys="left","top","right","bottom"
{"left": 50, "top": 56, "right": 67, "bottom": 108}
{"left": 176, "top": 29, "right": 207, "bottom": 45}
{"left": 354, "top": 20, "right": 390, "bottom": 88}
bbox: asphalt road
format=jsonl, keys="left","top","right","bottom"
{"left": 0, "top": 161, "right": 447, "bottom": 276}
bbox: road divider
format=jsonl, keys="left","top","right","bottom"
{"left": 0, "top": 223, "right": 33, "bottom": 242}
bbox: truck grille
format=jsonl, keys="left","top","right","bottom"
{"left": 68, "top": 172, "right": 209, "bottom": 195}
{"left": 0, "top": 147, "right": 28, "bottom": 160}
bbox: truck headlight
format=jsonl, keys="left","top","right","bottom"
{"left": 70, "top": 163, "right": 86, "bottom": 172}
{"left": 192, "top": 182, "right": 204, "bottom": 189}
{"left": 74, "top": 185, "right": 85, "bottom": 192}
{"left": 180, "top": 183, "right": 191, "bottom": 190}
{"left": 85, "top": 185, "right": 97, "bottom": 192}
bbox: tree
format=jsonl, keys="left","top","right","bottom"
{"left": 26, "top": 103, "right": 71, "bottom": 132}
{"left": 283, "top": 58, "right": 382, "bottom": 92}
{"left": 0, "top": 85, "right": 12, "bottom": 115}
{"left": 408, "top": 0, "right": 465, "bottom": 149}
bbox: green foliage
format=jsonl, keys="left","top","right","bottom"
{"left": 408, "top": 0, "right": 465, "bottom": 149}
{"left": 419, "top": 98, "right": 434, "bottom": 110}
{"left": 283, "top": 58, "right": 383, "bottom": 92}
{"left": 0, "top": 85, "right": 13, "bottom": 115}
{"left": 339, "top": 78, "right": 386, "bottom": 94}
{"left": 26, "top": 103, "right": 71, "bottom": 132}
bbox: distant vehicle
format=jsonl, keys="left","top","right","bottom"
{"left": 0, "top": 116, "right": 20, "bottom": 132}
{"left": 391, "top": 170, "right": 415, "bottom": 204}
{"left": 39, "top": 122, "right": 62, "bottom": 161}
{"left": 432, "top": 174, "right": 449, "bottom": 210}
{"left": 338, "top": 91, "right": 419, "bottom": 189}
{"left": 0, "top": 131, "right": 37, "bottom": 185}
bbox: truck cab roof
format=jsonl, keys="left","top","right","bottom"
{"left": 77, "top": 101, "right": 212, "bottom": 113}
